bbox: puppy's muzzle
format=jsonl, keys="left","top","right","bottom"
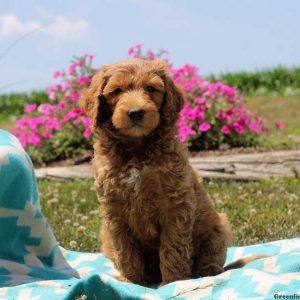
{"left": 128, "top": 109, "right": 145, "bottom": 123}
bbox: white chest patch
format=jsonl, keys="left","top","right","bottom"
{"left": 120, "top": 167, "right": 141, "bottom": 191}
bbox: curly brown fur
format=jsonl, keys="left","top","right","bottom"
{"left": 81, "top": 59, "right": 245, "bottom": 286}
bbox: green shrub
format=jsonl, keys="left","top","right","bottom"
{"left": 209, "top": 66, "right": 300, "bottom": 96}
{"left": 27, "top": 123, "right": 92, "bottom": 165}
{"left": 0, "top": 91, "right": 48, "bottom": 121}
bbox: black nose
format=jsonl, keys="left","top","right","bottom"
{"left": 128, "top": 109, "right": 144, "bottom": 122}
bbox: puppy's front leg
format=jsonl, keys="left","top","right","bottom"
{"left": 159, "top": 198, "right": 194, "bottom": 285}
{"left": 107, "top": 219, "right": 145, "bottom": 284}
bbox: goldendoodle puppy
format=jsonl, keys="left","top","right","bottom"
{"left": 80, "top": 59, "right": 233, "bottom": 285}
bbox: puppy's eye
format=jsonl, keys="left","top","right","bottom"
{"left": 112, "top": 88, "right": 123, "bottom": 95}
{"left": 145, "top": 86, "right": 155, "bottom": 93}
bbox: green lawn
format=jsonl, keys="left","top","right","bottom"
{"left": 0, "top": 117, "right": 16, "bottom": 132}
{"left": 38, "top": 178, "right": 300, "bottom": 253}
{"left": 246, "top": 95, "right": 300, "bottom": 149}
{"left": 39, "top": 179, "right": 100, "bottom": 252}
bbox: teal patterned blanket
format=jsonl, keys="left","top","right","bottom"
{"left": 0, "top": 129, "right": 299, "bottom": 300}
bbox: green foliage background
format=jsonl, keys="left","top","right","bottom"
{"left": 209, "top": 66, "right": 300, "bottom": 96}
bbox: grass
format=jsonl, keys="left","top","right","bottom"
{"left": 246, "top": 95, "right": 300, "bottom": 149}
{"left": 38, "top": 177, "right": 300, "bottom": 253}
{"left": 0, "top": 118, "right": 15, "bottom": 131}
{"left": 39, "top": 179, "right": 100, "bottom": 252}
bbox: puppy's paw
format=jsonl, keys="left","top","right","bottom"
{"left": 115, "top": 273, "right": 147, "bottom": 285}
{"left": 114, "top": 274, "right": 130, "bottom": 282}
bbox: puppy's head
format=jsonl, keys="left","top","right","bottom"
{"left": 80, "top": 59, "right": 184, "bottom": 138}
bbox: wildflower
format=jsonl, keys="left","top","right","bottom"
{"left": 174, "top": 77, "right": 184, "bottom": 84}
{"left": 275, "top": 122, "right": 285, "bottom": 129}
{"left": 61, "top": 82, "right": 71, "bottom": 91}
{"left": 45, "top": 119, "right": 59, "bottom": 130}
{"left": 24, "top": 104, "right": 37, "bottom": 113}
{"left": 233, "top": 123, "right": 245, "bottom": 134}
{"left": 67, "top": 63, "right": 78, "bottom": 76}
{"left": 195, "top": 97, "right": 205, "bottom": 104}
{"left": 217, "top": 111, "right": 227, "bottom": 120}
{"left": 83, "top": 117, "right": 91, "bottom": 128}
{"left": 58, "top": 100, "right": 67, "bottom": 110}
{"left": 53, "top": 70, "right": 61, "bottom": 79}
{"left": 221, "top": 126, "right": 230, "bottom": 135}
{"left": 69, "top": 92, "right": 80, "bottom": 101}
{"left": 69, "top": 240, "right": 77, "bottom": 248}
{"left": 77, "top": 226, "right": 86, "bottom": 234}
{"left": 226, "top": 108, "right": 235, "bottom": 117}
{"left": 39, "top": 103, "right": 55, "bottom": 115}
{"left": 178, "top": 125, "right": 196, "bottom": 142}
{"left": 199, "top": 122, "right": 211, "bottom": 132}
{"left": 183, "top": 82, "right": 194, "bottom": 90}
{"left": 78, "top": 76, "right": 88, "bottom": 85}
{"left": 27, "top": 134, "right": 41, "bottom": 145}
{"left": 48, "top": 92, "right": 56, "bottom": 100}
{"left": 83, "top": 128, "right": 92, "bottom": 138}
{"left": 42, "top": 132, "right": 53, "bottom": 139}
{"left": 248, "top": 123, "right": 260, "bottom": 133}
{"left": 74, "top": 117, "right": 82, "bottom": 124}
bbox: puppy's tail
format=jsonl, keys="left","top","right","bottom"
{"left": 224, "top": 254, "right": 270, "bottom": 271}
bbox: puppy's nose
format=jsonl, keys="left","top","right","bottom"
{"left": 128, "top": 109, "right": 144, "bottom": 122}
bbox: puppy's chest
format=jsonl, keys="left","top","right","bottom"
{"left": 107, "top": 166, "right": 163, "bottom": 241}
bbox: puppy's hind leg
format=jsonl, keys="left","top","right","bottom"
{"left": 192, "top": 213, "right": 232, "bottom": 278}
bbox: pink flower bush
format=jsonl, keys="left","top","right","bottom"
{"left": 14, "top": 46, "right": 282, "bottom": 162}
{"left": 13, "top": 54, "right": 95, "bottom": 162}
{"left": 128, "top": 46, "right": 271, "bottom": 149}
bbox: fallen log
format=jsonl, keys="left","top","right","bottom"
{"left": 35, "top": 149, "right": 300, "bottom": 181}
{"left": 190, "top": 150, "right": 300, "bottom": 180}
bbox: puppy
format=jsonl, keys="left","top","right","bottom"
{"left": 80, "top": 59, "right": 258, "bottom": 286}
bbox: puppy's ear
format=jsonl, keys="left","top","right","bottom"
{"left": 154, "top": 61, "right": 184, "bottom": 126}
{"left": 80, "top": 66, "right": 109, "bottom": 131}
{"left": 163, "top": 74, "right": 184, "bottom": 120}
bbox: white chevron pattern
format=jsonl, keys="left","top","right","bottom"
{"left": 0, "top": 202, "right": 57, "bottom": 266}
